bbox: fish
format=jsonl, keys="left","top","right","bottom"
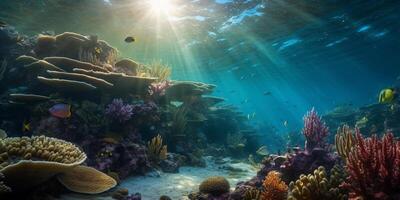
{"left": 263, "top": 91, "right": 272, "bottom": 96}
{"left": 0, "top": 129, "right": 7, "bottom": 139}
{"left": 241, "top": 99, "right": 248, "bottom": 104}
{"left": 378, "top": 88, "right": 396, "bottom": 104}
{"left": 283, "top": 120, "right": 288, "bottom": 127}
{"left": 247, "top": 112, "right": 256, "bottom": 120}
{"left": 22, "top": 120, "right": 31, "bottom": 132}
{"left": 94, "top": 46, "right": 102, "bottom": 54}
{"left": 49, "top": 103, "right": 71, "bottom": 118}
{"left": 237, "top": 143, "right": 246, "bottom": 148}
{"left": 256, "top": 146, "right": 269, "bottom": 156}
{"left": 124, "top": 36, "right": 136, "bottom": 43}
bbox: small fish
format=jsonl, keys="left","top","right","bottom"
{"left": 283, "top": 120, "right": 288, "bottom": 127}
{"left": 22, "top": 120, "right": 31, "bottom": 132}
{"left": 237, "top": 143, "right": 246, "bottom": 148}
{"left": 94, "top": 46, "right": 102, "bottom": 54}
{"left": 49, "top": 103, "right": 71, "bottom": 118}
{"left": 256, "top": 146, "right": 269, "bottom": 156}
{"left": 124, "top": 36, "right": 136, "bottom": 43}
{"left": 0, "top": 129, "right": 7, "bottom": 139}
{"left": 263, "top": 91, "right": 272, "bottom": 96}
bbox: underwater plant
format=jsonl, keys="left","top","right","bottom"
{"left": 261, "top": 171, "right": 288, "bottom": 200}
{"left": 142, "top": 60, "right": 172, "bottom": 82}
{"left": 105, "top": 99, "right": 133, "bottom": 123}
{"left": 147, "top": 134, "right": 168, "bottom": 164}
{"left": 302, "top": 108, "right": 329, "bottom": 151}
{"left": 343, "top": 130, "right": 400, "bottom": 199}
{"left": 171, "top": 106, "right": 189, "bottom": 138}
{"left": 334, "top": 124, "right": 355, "bottom": 161}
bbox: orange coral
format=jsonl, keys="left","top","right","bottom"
{"left": 261, "top": 171, "right": 288, "bottom": 200}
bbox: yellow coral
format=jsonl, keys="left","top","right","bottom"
{"left": 335, "top": 124, "right": 355, "bottom": 160}
{"left": 199, "top": 176, "right": 230, "bottom": 195}
{"left": 261, "top": 171, "right": 288, "bottom": 200}
{"left": 244, "top": 187, "right": 261, "bottom": 200}
{"left": 0, "top": 136, "right": 86, "bottom": 191}
{"left": 147, "top": 134, "right": 167, "bottom": 163}
{"left": 288, "top": 166, "right": 347, "bottom": 200}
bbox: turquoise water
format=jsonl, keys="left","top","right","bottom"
{"left": 0, "top": 1, "right": 400, "bottom": 199}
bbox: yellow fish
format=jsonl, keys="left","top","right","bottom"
{"left": 94, "top": 47, "right": 102, "bottom": 54}
{"left": 379, "top": 88, "right": 396, "bottom": 104}
{"left": 22, "top": 120, "right": 31, "bottom": 132}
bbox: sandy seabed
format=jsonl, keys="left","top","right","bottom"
{"left": 61, "top": 157, "right": 257, "bottom": 200}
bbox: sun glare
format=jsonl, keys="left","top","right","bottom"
{"left": 149, "top": 0, "right": 175, "bottom": 15}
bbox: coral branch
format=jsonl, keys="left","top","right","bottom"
{"left": 343, "top": 130, "right": 400, "bottom": 199}
{"left": 302, "top": 108, "right": 329, "bottom": 151}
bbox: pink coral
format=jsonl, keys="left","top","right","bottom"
{"left": 343, "top": 129, "right": 400, "bottom": 199}
{"left": 302, "top": 108, "right": 329, "bottom": 151}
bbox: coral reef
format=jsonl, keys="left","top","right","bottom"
{"left": 199, "top": 176, "right": 230, "bottom": 196}
{"left": 0, "top": 172, "right": 11, "bottom": 194}
{"left": 302, "top": 108, "right": 329, "bottom": 151}
{"left": 342, "top": 130, "right": 400, "bottom": 199}
{"left": 147, "top": 134, "right": 167, "bottom": 164}
{"left": 0, "top": 136, "right": 86, "bottom": 190}
{"left": 334, "top": 124, "right": 355, "bottom": 161}
{"left": 287, "top": 166, "right": 347, "bottom": 200}
{"left": 105, "top": 99, "right": 134, "bottom": 123}
{"left": 261, "top": 171, "right": 288, "bottom": 200}
{"left": 57, "top": 165, "right": 117, "bottom": 194}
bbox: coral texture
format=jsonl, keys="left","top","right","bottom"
{"left": 334, "top": 124, "right": 355, "bottom": 161}
{"left": 199, "top": 176, "right": 230, "bottom": 196}
{"left": 343, "top": 130, "right": 400, "bottom": 199}
{"left": 261, "top": 171, "right": 288, "bottom": 200}
{"left": 302, "top": 108, "right": 329, "bottom": 151}
{"left": 105, "top": 99, "right": 133, "bottom": 123}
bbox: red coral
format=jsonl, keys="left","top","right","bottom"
{"left": 343, "top": 129, "right": 400, "bottom": 199}
{"left": 302, "top": 108, "right": 329, "bottom": 151}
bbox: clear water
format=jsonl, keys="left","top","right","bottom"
{"left": 0, "top": 0, "right": 400, "bottom": 199}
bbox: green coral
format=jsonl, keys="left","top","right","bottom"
{"left": 288, "top": 166, "right": 347, "bottom": 200}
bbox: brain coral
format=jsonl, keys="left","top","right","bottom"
{"left": 199, "top": 176, "right": 230, "bottom": 196}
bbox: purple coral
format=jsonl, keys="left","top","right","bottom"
{"left": 105, "top": 99, "right": 133, "bottom": 123}
{"left": 302, "top": 108, "right": 329, "bottom": 151}
{"left": 148, "top": 81, "right": 170, "bottom": 98}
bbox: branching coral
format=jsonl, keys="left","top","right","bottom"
{"left": 148, "top": 81, "right": 171, "bottom": 99}
{"left": 105, "top": 99, "right": 133, "bottom": 123}
{"left": 288, "top": 166, "right": 347, "bottom": 200}
{"left": 244, "top": 187, "right": 261, "bottom": 200}
{"left": 343, "top": 130, "right": 400, "bottom": 199}
{"left": 147, "top": 134, "right": 167, "bottom": 164}
{"left": 334, "top": 124, "right": 355, "bottom": 161}
{"left": 261, "top": 171, "right": 288, "bottom": 200}
{"left": 302, "top": 108, "right": 329, "bottom": 151}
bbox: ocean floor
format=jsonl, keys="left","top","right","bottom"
{"left": 60, "top": 157, "right": 257, "bottom": 200}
